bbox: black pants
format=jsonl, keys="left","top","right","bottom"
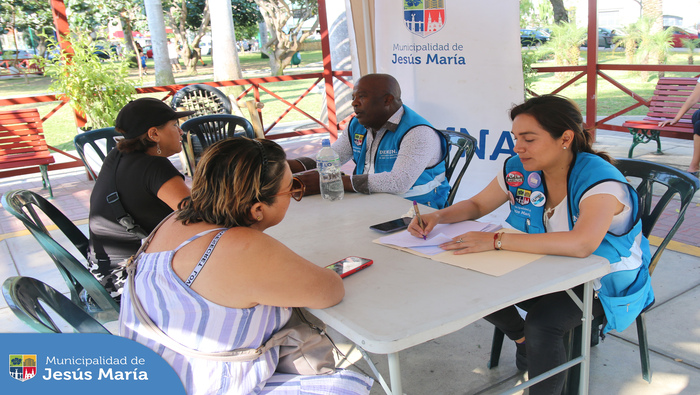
{"left": 484, "top": 285, "right": 604, "bottom": 395}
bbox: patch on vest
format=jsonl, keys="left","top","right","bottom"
{"left": 527, "top": 172, "right": 542, "bottom": 188}
{"left": 515, "top": 188, "right": 531, "bottom": 205}
{"left": 530, "top": 190, "right": 546, "bottom": 207}
{"left": 353, "top": 133, "right": 365, "bottom": 146}
{"left": 506, "top": 171, "right": 524, "bottom": 187}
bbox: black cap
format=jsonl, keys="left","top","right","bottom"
{"left": 115, "top": 98, "right": 195, "bottom": 139}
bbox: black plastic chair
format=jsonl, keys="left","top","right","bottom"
{"left": 611, "top": 158, "right": 699, "bottom": 383}
{"left": 170, "top": 84, "right": 232, "bottom": 116}
{"left": 180, "top": 114, "right": 256, "bottom": 171}
{"left": 438, "top": 130, "right": 478, "bottom": 206}
{"left": 3, "top": 276, "right": 110, "bottom": 334}
{"left": 486, "top": 159, "right": 699, "bottom": 391}
{"left": 73, "top": 127, "right": 120, "bottom": 180}
{"left": 1, "top": 190, "right": 119, "bottom": 324}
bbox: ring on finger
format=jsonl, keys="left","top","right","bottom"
{"left": 457, "top": 237, "right": 464, "bottom": 243}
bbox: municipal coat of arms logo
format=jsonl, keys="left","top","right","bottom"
{"left": 404, "top": 0, "right": 446, "bottom": 38}
{"left": 353, "top": 133, "right": 365, "bottom": 146}
{"left": 9, "top": 354, "right": 37, "bottom": 382}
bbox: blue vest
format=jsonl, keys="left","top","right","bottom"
{"left": 347, "top": 105, "right": 450, "bottom": 208}
{"left": 503, "top": 153, "right": 654, "bottom": 333}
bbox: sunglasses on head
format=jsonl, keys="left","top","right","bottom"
{"left": 272, "top": 177, "right": 305, "bottom": 202}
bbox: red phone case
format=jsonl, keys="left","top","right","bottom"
{"left": 326, "top": 257, "right": 373, "bottom": 278}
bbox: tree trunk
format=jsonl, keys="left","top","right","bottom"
{"left": 209, "top": 0, "right": 244, "bottom": 98}
{"left": 255, "top": 0, "right": 318, "bottom": 76}
{"left": 549, "top": 0, "right": 569, "bottom": 24}
{"left": 642, "top": 0, "right": 664, "bottom": 72}
{"left": 144, "top": 0, "right": 175, "bottom": 85}
{"left": 120, "top": 15, "right": 136, "bottom": 57}
{"left": 642, "top": 0, "right": 663, "bottom": 33}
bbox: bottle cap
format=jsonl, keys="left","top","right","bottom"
{"left": 322, "top": 138, "right": 330, "bottom": 147}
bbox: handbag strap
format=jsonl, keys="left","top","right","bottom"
{"left": 126, "top": 215, "right": 271, "bottom": 362}
{"left": 107, "top": 151, "right": 149, "bottom": 239}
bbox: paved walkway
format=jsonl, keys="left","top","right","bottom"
{"left": 0, "top": 129, "right": 698, "bottom": 394}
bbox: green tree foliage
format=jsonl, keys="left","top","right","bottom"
{"left": 520, "top": 0, "right": 553, "bottom": 29}
{"left": 0, "top": 1, "right": 54, "bottom": 54}
{"left": 177, "top": 0, "right": 260, "bottom": 39}
{"left": 540, "top": 21, "right": 586, "bottom": 81}
{"left": 36, "top": 31, "right": 136, "bottom": 129}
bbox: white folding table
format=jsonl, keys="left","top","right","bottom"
{"left": 267, "top": 193, "right": 610, "bottom": 394}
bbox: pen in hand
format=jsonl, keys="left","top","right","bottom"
{"left": 413, "top": 200, "right": 426, "bottom": 240}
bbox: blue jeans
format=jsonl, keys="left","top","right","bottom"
{"left": 484, "top": 285, "right": 604, "bottom": 395}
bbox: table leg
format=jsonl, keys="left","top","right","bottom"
{"left": 579, "top": 281, "right": 593, "bottom": 394}
{"left": 356, "top": 347, "right": 393, "bottom": 394}
{"left": 388, "top": 352, "right": 402, "bottom": 395}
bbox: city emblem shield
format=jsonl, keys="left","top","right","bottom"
{"left": 9, "top": 354, "right": 37, "bottom": 382}
{"left": 404, "top": 0, "right": 446, "bottom": 38}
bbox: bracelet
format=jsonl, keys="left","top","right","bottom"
{"left": 494, "top": 232, "right": 504, "bottom": 250}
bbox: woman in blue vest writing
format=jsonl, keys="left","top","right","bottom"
{"left": 408, "top": 95, "right": 654, "bottom": 395}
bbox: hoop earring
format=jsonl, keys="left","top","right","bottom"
{"left": 157, "top": 143, "right": 162, "bottom": 155}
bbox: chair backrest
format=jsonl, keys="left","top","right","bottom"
{"left": 170, "top": 84, "right": 232, "bottom": 116}
{"left": 438, "top": 130, "right": 478, "bottom": 207}
{"left": 181, "top": 114, "right": 255, "bottom": 148}
{"left": 73, "top": 127, "right": 120, "bottom": 179}
{"left": 1, "top": 190, "right": 119, "bottom": 323}
{"left": 2, "top": 276, "right": 110, "bottom": 333}
{"left": 615, "top": 158, "right": 700, "bottom": 274}
{"left": 180, "top": 114, "right": 256, "bottom": 171}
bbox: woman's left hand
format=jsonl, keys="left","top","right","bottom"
{"left": 440, "top": 231, "right": 495, "bottom": 255}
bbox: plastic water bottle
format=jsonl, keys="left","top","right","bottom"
{"left": 316, "top": 138, "right": 344, "bottom": 201}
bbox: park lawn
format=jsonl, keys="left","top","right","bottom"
{"left": 0, "top": 50, "right": 324, "bottom": 151}
{"left": 2, "top": 47, "right": 698, "bottom": 150}
{"left": 529, "top": 49, "right": 700, "bottom": 115}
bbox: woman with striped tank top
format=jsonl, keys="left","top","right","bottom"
{"left": 119, "top": 137, "right": 373, "bottom": 394}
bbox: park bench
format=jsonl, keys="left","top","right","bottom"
{"left": 0, "top": 58, "right": 43, "bottom": 77}
{"left": 0, "top": 109, "right": 55, "bottom": 197}
{"left": 622, "top": 77, "right": 699, "bottom": 158}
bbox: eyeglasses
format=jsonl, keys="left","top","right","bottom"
{"left": 272, "top": 177, "right": 305, "bottom": 202}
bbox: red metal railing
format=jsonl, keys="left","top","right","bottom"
{"left": 530, "top": 63, "right": 700, "bottom": 136}
{"left": 0, "top": 0, "right": 350, "bottom": 177}
{"left": 0, "top": 71, "right": 353, "bottom": 175}
{"left": 0, "top": 58, "right": 44, "bottom": 76}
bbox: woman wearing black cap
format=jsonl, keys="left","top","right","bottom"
{"left": 87, "top": 98, "right": 194, "bottom": 302}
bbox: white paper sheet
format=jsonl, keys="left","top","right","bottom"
{"left": 378, "top": 221, "right": 501, "bottom": 251}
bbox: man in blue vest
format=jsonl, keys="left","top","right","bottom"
{"left": 290, "top": 73, "right": 450, "bottom": 208}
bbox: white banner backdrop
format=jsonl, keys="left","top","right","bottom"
{"left": 371, "top": 1, "right": 523, "bottom": 216}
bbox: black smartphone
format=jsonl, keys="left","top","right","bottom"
{"left": 369, "top": 217, "right": 411, "bottom": 233}
{"left": 325, "top": 256, "right": 373, "bottom": 278}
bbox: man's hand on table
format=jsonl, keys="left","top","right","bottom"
{"left": 295, "top": 170, "right": 321, "bottom": 196}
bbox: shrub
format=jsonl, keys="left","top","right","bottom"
{"left": 35, "top": 31, "right": 136, "bottom": 129}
